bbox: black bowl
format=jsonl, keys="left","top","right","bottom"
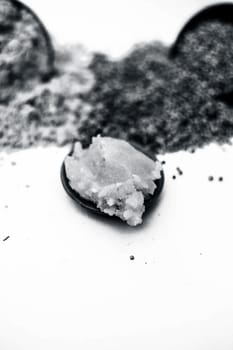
{"left": 170, "top": 2, "right": 233, "bottom": 57}
{"left": 0, "top": 0, "right": 55, "bottom": 80}
{"left": 60, "top": 142, "right": 165, "bottom": 217}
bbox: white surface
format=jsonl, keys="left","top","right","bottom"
{"left": 1, "top": 144, "right": 233, "bottom": 350}
{"left": 1, "top": 0, "right": 233, "bottom": 349}
{"left": 25, "top": 0, "right": 227, "bottom": 57}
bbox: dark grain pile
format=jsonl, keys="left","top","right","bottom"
{"left": 79, "top": 19, "right": 233, "bottom": 154}
{"left": 174, "top": 20, "right": 233, "bottom": 96}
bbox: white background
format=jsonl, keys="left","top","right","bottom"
{"left": 26, "top": 0, "right": 221, "bottom": 56}
{"left": 1, "top": 1, "right": 233, "bottom": 350}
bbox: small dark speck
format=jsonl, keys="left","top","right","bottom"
{"left": 4, "top": 205, "right": 8, "bottom": 209}
{"left": 162, "top": 160, "right": 166, "bottom": 165}
{"left": 218, "top": 177, "right": 223, "bottom": 182}
{"left": 191, "top": 149, "right": 195, "bottom": 153}
{"left": 25, "top": 184, "right": 30, "bottom": 188}
{"left": 208, "top": 176, "right": 214, "bottom": 182}
{"left": 172, "top": 175, "right": 176, "bottom": 180}
{"left": 200, "top": 252, "right": 203, "bottom": 256}
{"left": 3, "top": 235, "right": 10, "bottom": 241}
{"left": 11, "top": 161, "right": 16, "bottom": 166}
{"left": 145, "top": 262, "right": 147, "bottom": 265}
{"left": 176, "top": 167, "right": 183, "bottom": 175}
{"left": 130, "top": 255, "right": 135, "bottom": 260}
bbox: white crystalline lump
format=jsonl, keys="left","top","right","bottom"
{"left": 65, "top": 136, "right": 162, "bottom": 226}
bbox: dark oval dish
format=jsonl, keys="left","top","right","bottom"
{"left": 60, "top": 143, "right": 165, "bottom": 216}
{"left": 170, "top": 2, "right": 233, "bottom": 57}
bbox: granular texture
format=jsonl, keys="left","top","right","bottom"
{"left": 0, "top": 0, "right": 54, "bottom": 102}
{"left": 1, "top": 2, "right": 233, "bottom": 155}
{"left": 79, "top": 43, "right": 177, "bottom": 152}
{"left": 79, "top": 38, "right": 233, "bottom": 154}
{"left": 173, "top": 20, "right": 233, "bottom": 96}
{"left": 0, "top": 44, "right": 94, "bottom": 150}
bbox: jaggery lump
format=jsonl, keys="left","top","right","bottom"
{"left": 65, "top": 136, "right": 162, "bottom": 226}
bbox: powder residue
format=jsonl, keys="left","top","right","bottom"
{"left": 0, "top": 44, "right": 94, "bottom": 150}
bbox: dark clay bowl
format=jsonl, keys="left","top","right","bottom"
{"left": 60, "top": 142, "right": 165, "bottom": 217}
{"left": 1, "top": 0, "right": 55, "bottom": 80}
{"left": 170, "top": 2, "right": 233, "bottom": 57}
